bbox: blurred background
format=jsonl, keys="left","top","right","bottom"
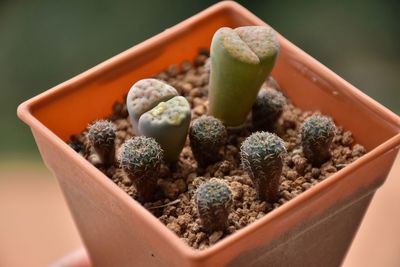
{"left": 0, "top": 1, "right": 399, "bottom": 266}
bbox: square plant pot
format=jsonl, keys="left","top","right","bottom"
{"left": 17, "top": 1, "right": 400, "bottom": 267}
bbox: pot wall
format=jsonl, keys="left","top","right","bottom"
{"left": 18, "top": 2, "right": 400, "bottom": 267}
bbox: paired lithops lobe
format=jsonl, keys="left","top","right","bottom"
{"left": 189, "top": 116, "right": 227, "bottom": 168}
{"left": 241, "top": 132, "right": 286, "bottom": 203}
{"left": 301, "top": 115, "right": 336, "bottom": 166}
{"left": 87, "top": 120, "right": 116, "bottom": 166}
{"left": 252, "top": 78, "right": 286, "bottom": 131}
{"left": 138, "top": 96, "right": 191, "bottom": 162}
{"left": 195, "top": 179, "right": 233, "bottom": 233}
{"left": 209, "top": 25, "right": 280, "bottom": 126}
{"left": 126, "top": 79, "right": 178, "bottom": 134}
{"left": 120, "top": 136, "right": 163, "bottom": 203}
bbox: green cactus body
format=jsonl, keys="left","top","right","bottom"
{"left": 301, "top": 115, "right": 336, "bottom": 166}
{"left": 87, "top": 120, "right": 116, "bottom": 166}
{"left": 252, "top": 86, "right": 286, "bottom": 131}
{"left": 240, "top": 132, "right": 286, "bottom": 203}
{"left": 138, "top": 96, "right": 191, "bottom": 162}
{"left": 195, "top": 179, "right": 233, "bottom": 233}
{"left": 189, "top": 116, "right": 227, "bottom": 168}
{"left": 209, "top": 26, "right": 280, "bottom": 126}
{"left": 126, "top": 79, "right": 178, "bottom": 134}
{"left": 120, "top": 137, "right": 163, "bottom": 202}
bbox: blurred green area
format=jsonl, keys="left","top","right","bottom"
{"left": 0, "top": 0, "right": 399, "bottom": 161}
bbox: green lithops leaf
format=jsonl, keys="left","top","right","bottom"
{"left": 138, "top": 96, "right": 191, "bottom": 162}
{"left": 209, "top": 25, "right": 279, "bottom": 126}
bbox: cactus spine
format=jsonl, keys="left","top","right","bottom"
{"left": 195, "top": 179, "right": 233, "bottom": 233}
{"left": 87, "top": 120, "right": 116, "bottom": 166}
{"left": 301, "top": 115, "right": 336, "bottom": 166}
{"left": 120, "top": 136, "right": 163, "bottom": 202}
{"left": 241, "top": 132, "right": 286, "bottom": 203}
{"left": 189, "top": 116, "right": 227, "bottom": 168}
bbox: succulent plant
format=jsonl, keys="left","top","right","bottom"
{"left": 126, "top": 78, "right": 178, "bottom": 134}
{"left": 120, "top": 136, "right": 163, "bottom": 202}
{"left": 87, "top": 120, "right": 116, "bottom": 166}
{"left": 209, "top": 25, "right": 280, "bottom": 126}
{"left": 138, "top": 96, "right": 191, "bottom": 162}
{"left": 195, "top": 179, "right": 233, "bottom": 233}
{"left": 189, "top": 116, "right": 227, "bottom": 168}
{"left": 252, "top": 86, "right": 286, "bottom": 131}
{"left": 241, "top": 132, "right": 286, "bottom": 203}
{"left": 301, "top": 115, "right": 336, "bottom": 166}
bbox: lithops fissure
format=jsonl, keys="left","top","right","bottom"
{"left": 127, "top": 79, "right": 178, "bottom": 134}
{"left": 209, "top": 26, "right": 280, "bottom": 126}
{"left": 138, "top": 96, "right": 191, "bottom": 162}
{"left": 241, "top": 132, "right": 286, "bottom": 203}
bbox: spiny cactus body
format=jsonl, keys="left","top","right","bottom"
{"left": 87, "top": 120, "right": 116, "bottom": 166}
{"left": 195, "top": 179, "right": 233, "bottom": 233}
{"left": 209, "top": 26, "right": 279, "bottom": 126}
{"left": 126, "top": 79, "right": 178, "bottom": 134}
{"left": 138, "top": 96, "right": 191, "bottom": 162}
{"left": 241, "top": 132, "right": 286, "bottom": 203}
{"left": 189, "top": 116, "right": 227, "bottom": 168}
{"left": 252, "top": 85, "right": 286, "bottom": 131}
{"left": 301, "top": 115, "right": 336, "bottom": 166}
{"left": 120, "top": 136, "right": 163, "bottom": 202}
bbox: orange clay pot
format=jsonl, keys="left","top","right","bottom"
{"left": 17, "top": 2, "right": 400, "bottom": 267}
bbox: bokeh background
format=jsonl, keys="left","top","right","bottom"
{"left": 0, "top": 1, "right": 399, "bottom": 266}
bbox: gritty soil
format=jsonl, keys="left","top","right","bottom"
{"left": 68, "top": 48, "right": 367, "bottom": 250}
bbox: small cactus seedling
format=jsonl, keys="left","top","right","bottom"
{"left": 209, "top": 26, "right": 279, "bottom": 126}
{"left": 189, "top": 116, "right": 227, "bottom": 168}
{"left": 126, "top": 79, "right": 178, "bottom": 134}
{"left": 195, "top": 179, "right": 233, "bottom": 233}
{"left": 241, "top": 132, "right": 286, "bottom": 203}
{"left": 252, "top": 86, "right": 286, "bottom": 131}
{"left": 138, "top": 96, "right": 191, "bottom": 162}
{"left": 87, "top": 120, "right": 116, "bottom": 166}
{"left": 301, "top": 115, "right": 336, "bottom": 166}
{"left": 120, "top": 136, "right": 163, "bottom": 202}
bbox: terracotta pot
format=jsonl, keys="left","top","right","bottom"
{"left": 17, "top": 2, "right": 400, "bottom": 267}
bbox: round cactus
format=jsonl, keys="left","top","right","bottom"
{"left": 240, "top": 132, "right": 286, "bottom": 203}
{"left": 138, "top": 96, "right": 191, "bottom": 162}
{"left": 209, "top": 25, "right": 280, "bottom": 126}
{"left": 120, "top": 136, "right": 163, "bottom": 202}
{"left": 126, "top": 79, "right": 178, "bottom": 134}
{"left": 87, "top": 120, "right": 116, "bottom": 166}
{"left": 301, "top": 115, "right": 336, "bottom": 166}
{"left": 252, "top": 87, "right": 286, "bottom": 131}
{"left": 189, "top": 116, "right": 227, "bottom": 168}
{"left": 195, "top": 179, "right": 233, "bottom": 233}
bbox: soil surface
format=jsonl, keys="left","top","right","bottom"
{"left": 68, "top": 49, "right": 366, "bottom": 250}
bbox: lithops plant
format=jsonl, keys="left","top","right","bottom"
{"left": 301, "top": 115, "right": 336, "bottom": 166}
{"left": 87, "top": 120, "right": 116, "bottom": 166}
{"left": 209, "top": 25, "right": 280, "bottom": 126}
{"left": 120, "top": 136, "right": 163, "bottom": 203}
{"left": 138, "top": 96, "right": 191, "bottom": 162}
{"left": 252, "top": 84, "right": 286, "bottom": 131}
{"left": 195, "top": 179, "right": 233, "bottom": 233}
{"left": 189, "top": 116, "right": 227, "bottom": 168}
{"left": 241, "top": 132, "right": 286, "bottom": 203}
{"left": 126, "top": 78, "right": 178, "bottom": 134}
